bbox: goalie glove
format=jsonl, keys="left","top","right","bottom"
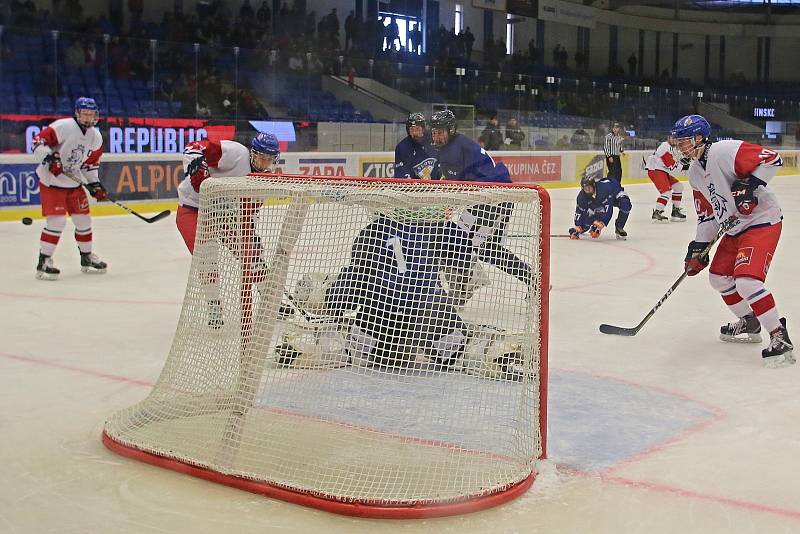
{"left": 730, "top": 177, "right": 760, "bottom": 216}
{"left": 187, "top": 156, "right": 210, "bottom": 192}
{"left": 85, "top": 181, "right": 108, "bottom": 201}
{"left": 684, "top": 240, "right": 711, "bottom": 276}
{"left": 589, "top": 220, "right": 605, "bottom": 239}
{"left": 293, "top": 272, "right": 336, "bottom": 315}
{"left": 42, "top": 152, "right": 63, "bottom": 176}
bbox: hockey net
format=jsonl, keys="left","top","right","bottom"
{"left": 103, "top": 175, "right": 549, "bottom": 518}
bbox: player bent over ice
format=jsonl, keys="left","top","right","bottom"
{"left": 569, "top": 173, "right": 632, "bottom": 241}
{"left": 176, "top": 132, "right": 280, "bottom": 328}
{"left": 283, "top": 213, "right": 529, "bottom": 380}
{"left": 672, "top": 114, "right": 793, "bottom": 368}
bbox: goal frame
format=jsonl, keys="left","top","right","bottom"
{"left": 102, "top": 174, "right": 550, "bottom": 519}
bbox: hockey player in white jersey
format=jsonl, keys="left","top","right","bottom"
{"left": 32, "top": 97, "right": 109, "bottom": 280}
{"left": 645, "top": 136, "right": 687, "bottom": 223}
{"left": 176, "top": 132, "right": 280, "bottom": 328}
{"left": 671, "top": 114, "right": 793, "bottom": 368}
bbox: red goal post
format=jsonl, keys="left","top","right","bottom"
{"left": 102, "top": 174, "right": 550, "bottom": 518}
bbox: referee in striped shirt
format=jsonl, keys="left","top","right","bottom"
{"left": 604, "top": 123, "right": 625, "bottom": 182}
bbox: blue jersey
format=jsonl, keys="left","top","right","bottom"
{"left": 434, "top": 134, "right": 511, "bottom": 183}
{"left": 325, "top": 216, "right": 468, "bottom": 340}
{"left": 394, "top": 136, "right": 438, "bottom": 179}
{"left": 574, "top": 178, "right": 631, "bottom": 228}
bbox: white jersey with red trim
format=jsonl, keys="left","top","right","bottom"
{"left": 645, "top": 141, "right": 680, "bottom": 173}
{"left": 689, "top": 140, "right": 783, "bottom": 241}
{"left": 177, "top": 140, "right": 252, "bottom": 208}
{"left": 32, "top": 117, "right": 103, "bottom": 188}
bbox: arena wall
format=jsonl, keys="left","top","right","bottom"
{"left": 2, "top": 149, "right": 798, "bottom": 221}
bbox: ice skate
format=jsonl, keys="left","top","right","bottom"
{"left": 671, "top": 206, "right": 687, "bottom": 222}
{"left": 80, "top": 252, "right": 107, "bottom": 274}
{"left": 615, "top": 227, "right": 627, "bottom": 240}
{"left": 720, "top": 314, "right": 762, "bottom": 343}
{"left": 207, "top": 299, "right": 224, "bottom": 329}
{"left": 35, "top": 253, "right": 60, "bottom": 281}
{"left": 651, "top": 209, "right": 669, "bottom": 223}
{"left": 762, "top": 318, "right": 795, "bottom": 368}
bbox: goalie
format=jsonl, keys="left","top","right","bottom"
{"left": 282, "top": 213, "right": 530, "bottom": 380}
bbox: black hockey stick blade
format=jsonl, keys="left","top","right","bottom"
{"left": 599, "top": 323, "right": 640, "bottom": 336}
{"left": 141, "top": 209, "right": 171, "bottom": 223}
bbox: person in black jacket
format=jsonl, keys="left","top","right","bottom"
{"left": 479, "top": 116, "right": 503, "bottom": 151}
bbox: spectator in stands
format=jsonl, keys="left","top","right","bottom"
{"left": 463, "top": 27, "right": 475, "bottom": 61}
{"left": 479, "top": 116, "right": 503, "bottom": 151}
{"left": 64, "top": 40, "right": 85, "bottom": 68}
{"left": 257, "top": 1, "right": 271, "bottom": 28}
{"left": 345, "top": 11, "right": 356, "bottom": 50}
{"left": 627, "top": 53, "right": 638, "bottom": 77}
{"left": 504, "top": 117, "right": 525, "bottom": 150}
{"left": 570, "top": 126, "right": 591, "bottom": 150}
{"left": 288, "top": 52, "right": 303, "bottom": 71}
{"left": 556, "top": 135, "right": 571, "bottom": 149}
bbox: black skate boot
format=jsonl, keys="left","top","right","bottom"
{"left": 35, "top": 253, "right": 60, "bottom": 281}
{"left": 720, "top": 313, "right": 761, "bottom": 343}
{"left": 615, "top": 227, "right": 628, "bottom": 240}
{"left": 207, "top": 298, "right": 224, "bottom": 329}
{"left": 671, "top": 206, "right": 687, "bottom": 222}
{"left": 762, "top": 318, "right": 795, "bottom": 368}
{"left": 80, "top": 252, "right": 107, "bottom": 274}
{"left": 652, "top": 209, "right": 669, "bottom": 223}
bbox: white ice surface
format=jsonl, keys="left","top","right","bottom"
{"left": 2, "top": 178, "right": 800, "bottom": 533}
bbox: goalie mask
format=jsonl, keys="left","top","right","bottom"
{"left": 250, "top": 132, "right": 280, "bottom": 173}
{"left": 74, "top": 97, "right": 99, "bottom": 128}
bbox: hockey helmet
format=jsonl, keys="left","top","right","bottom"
{"left": 405, "top": 112, "right": 426, "bottom": 136}
{"left": 430, "top": 109, "right": 457, "bottom": 147}
{"left": 670, "top": 114, "right": 711, "bottom": 141}
{"left": 74, "top": 97, "right": 99, "bottom": 127}
{"left": 670, "top": 114, "right": 711, "bottom": 159}
{"left": 250, "top": 132, "right": 280, "bottom": 173}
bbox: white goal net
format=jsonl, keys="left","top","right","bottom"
{"left": 103, "top": 175, "right": 550, "bottom": 518}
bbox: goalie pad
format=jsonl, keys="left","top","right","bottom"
{"left": 461, "top": 324, "right": 530, "bottom": 381}
{"left": 275, "top": 317, "right": 349, "bottom": 369}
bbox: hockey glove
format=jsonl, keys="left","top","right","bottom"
{"left": 684, "top": 240, "right": 711, "bottom": 276}
{"left": 568, "top": 226, "right": 582, "bottom": 240}
{"left": 730, "top": 177, "right": 759, "bottom": 216}
{"left": 188, "top": 156, "right": 210, "bottom": 192}
{"left": 85, "top": 181, "right": 108, "bottom": 201}
{"left": 42, "top": 152, "right": 63, "bottom": 176}
{"left": 589, "top": 221, "right": 605, "bottom": 239}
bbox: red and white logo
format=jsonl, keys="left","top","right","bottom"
{"left": 735, "top": 247, "right": 753, "bottom": 268}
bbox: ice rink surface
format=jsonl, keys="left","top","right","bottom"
{"left": 2, "top": 177, "right": 800, "bottom": 534}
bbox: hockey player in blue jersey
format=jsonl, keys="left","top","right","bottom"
{"left": 394, "top": 112, "right": 438, "bottom": 179}
{"left": 285, "top": 212, "right": 527, "bottom": 379}
{"left": 569, "top": 159, "right": 632, "bottom": 240}
{"left": 427, "top": 109, "right": 533, "bottom": 290}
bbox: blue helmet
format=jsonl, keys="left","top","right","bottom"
{"left": 670, "top": 114, "right": 710, "bottom": 140}
{"left": 250, "top": 132, "right": 280, "bottom": 172}
{"left": 74, "top": 97, "right": 99, "bottom": 127}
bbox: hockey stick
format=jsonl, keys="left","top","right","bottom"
{"left": 62, "top": 172, "right": 171, "bottom": 223}
{"left": 599, "top": 216, "right": 739, "bottom": 336}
